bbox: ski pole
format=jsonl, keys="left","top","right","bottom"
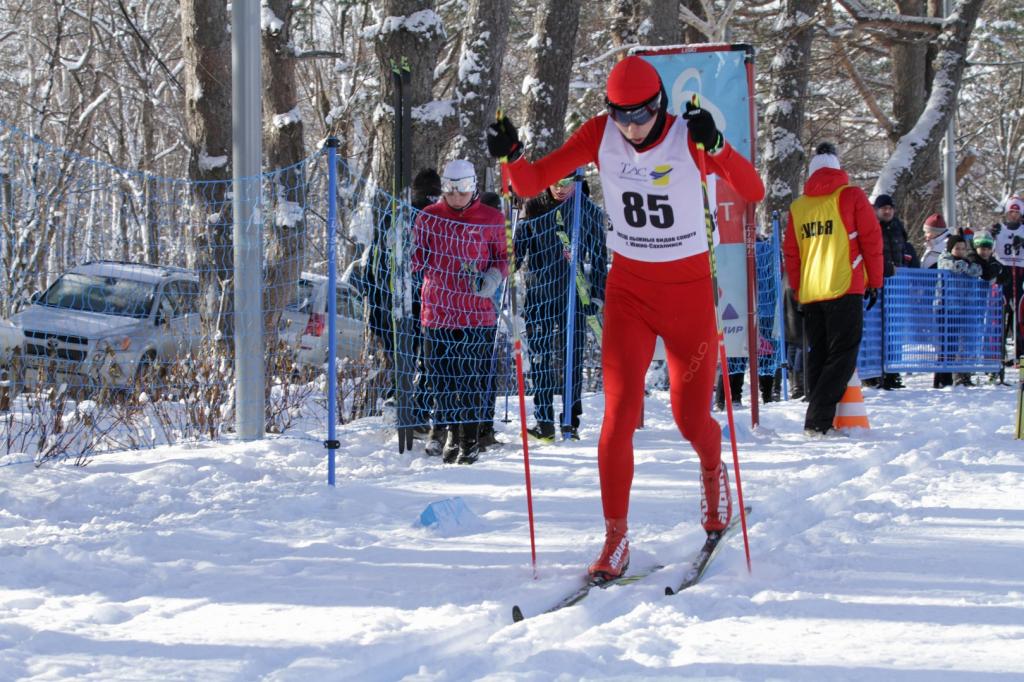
{"left": 497, "top": 109, "right": 538, "bottom": 576}
{"left": 691, "top": 94, "right": 752, "bottom": 573}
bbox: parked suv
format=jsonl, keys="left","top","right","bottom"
{"left": 279, "top": 272, "right": 365, "bottom": 368}
{"left": 11, "top": 260, "right": 202, "bottom": 393}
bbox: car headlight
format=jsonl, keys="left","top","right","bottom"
{"left": 97, "top": 337, "right": 133, "bottom": 354}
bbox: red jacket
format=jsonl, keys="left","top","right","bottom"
{"left": 783, "top": 167, "right": 884, "bottom": 300}
{"left": 412, "top": 197, "right": 508, "bottom": 329}
{"left": 505, "top": 113, "right": 765, "bottom": 282}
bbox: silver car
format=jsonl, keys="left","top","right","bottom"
{"left": 11, "top": 260, "right": 202, "bottom": 393}
{"left": 279, "top": 272, "right": 365, "bottom": 368}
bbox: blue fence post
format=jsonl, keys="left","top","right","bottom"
{"left": 562, "top": 168, "right": 584, "bottom": 438}
{"left": 325, "top": 138, "right": 339, "bottom": 486}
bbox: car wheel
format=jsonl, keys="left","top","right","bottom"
{"left": 132, "top": 353, "right": 162, "bottom": 400}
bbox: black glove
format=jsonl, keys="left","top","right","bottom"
{"left": 1012, "top": 235, "right": 1024, "bottom": 250}
{"left": 864, "top": 287, "right": 879, "bottom": 311}
{"left": 486, "top": 115, "right": 522, "bottom": 161}
{"left": 683, "top": 100, "right": 723, "bottom": 153}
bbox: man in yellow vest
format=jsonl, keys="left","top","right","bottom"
{"left": 783, "top": 142, "right": 884, "bottom": 437}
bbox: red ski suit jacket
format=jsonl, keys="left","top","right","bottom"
{"left": 504, "top": 113, "right": 765, "bottom": 280}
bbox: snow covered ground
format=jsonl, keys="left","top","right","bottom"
{"left": 1, "top": 373, "right": 1023, "bottom": 681}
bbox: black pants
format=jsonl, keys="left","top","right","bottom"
{"left": 803, "top": 294, "right": 863, "bottom": 432}
{"left": 526, "top": 301, "right": 585, "bottom": 429}
{"left": 423, "top": 326, "right": 496, "bottom": 431}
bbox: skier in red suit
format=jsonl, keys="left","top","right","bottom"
{"left": 487, "top": 56, "right": 765, "bottom": 580}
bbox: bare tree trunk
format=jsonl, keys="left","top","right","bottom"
{"left": 762, "top": 0, "right": 821, "bottom": 224}
{"left": 452, "top": 0, "right": 511, "bottom": 186}
{"left": 261, "top": 0, "right": 307, "bottom": 380}
{"left": 874, "top": 0, "right": 985, "bottom": 229}
{"left": 179, "top": 0, "right": 234, "bottom": 344}
{"left": 371, "top": 2, "right": 447, "bottom": 190}
{"left": 522, "top": 0, "right": 581, "bottom": 159}
{"left": 647, "top": 0, "right": 683, "bottom": 45}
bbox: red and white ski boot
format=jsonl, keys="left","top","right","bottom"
{"left": 587, "top": 518, "right": 629, "bottom": 582}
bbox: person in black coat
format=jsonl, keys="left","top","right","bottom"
{"left": 517, "top": 175, "right": 607, "bottom": 440}
{"left": 870, "top": 194, "right": 917, "bottom": 389}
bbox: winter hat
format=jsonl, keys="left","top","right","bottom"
{"left": 923, "top": 213, "right": 946, "bottom": 229}
{"left": 440, "top": 159, "right": 476, "bottom": 194}
{"left": 412, "top": 168, "right": 441, "bottom": 198}
{"left": 873, "top": 194, "right": 895, "bottom": 209}
{"left": 606, "top": 56, "right": 662, "bottom": 108}
{"left": 945, "top": 234, "right": 965, "bottom": 252}
{"left": 972, "top": 231, "right": 994, "bottom": 248}
{"left": 1006, "top": 195, "right": 1023, "bottom": 214}
{"left": 807, "top": 142, "right": 841, "bottom": 176}
{"left": 478, "top": 191, "right": 501, "bottom": 211}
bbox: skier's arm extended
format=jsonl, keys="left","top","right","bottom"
{"left": 499, "top": 117, "right": 605, "bottom": 199}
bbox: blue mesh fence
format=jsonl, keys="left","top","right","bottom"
{"left": 725, "top": 233, "right": 783, "bottom": 377}
{"left": 879, "top": 268, "right": 1003, "bottom": 373}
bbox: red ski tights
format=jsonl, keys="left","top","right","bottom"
{"left": 597, "top": 258, "right": 726, "bottom": 530}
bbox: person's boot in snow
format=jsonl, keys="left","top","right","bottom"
{"left": 442, "top": 426, "right": 460, "bottom": 464}
{"left": 700, "top": 462, "right": 732, "bottom": 532}
{"left": 424, "top": 426, "right": 447, "bottom": 458}
{"left": 588, "top": 518, "right": 629, "bottom": 581}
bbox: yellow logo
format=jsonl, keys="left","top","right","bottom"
{"left": 650, "top": 164, "right": 673, "bottom": 187}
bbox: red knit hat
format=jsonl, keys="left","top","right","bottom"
{"left": 606, "top": 56, "right": 662, "bottom": 108}
{"left": 924, "top": 213, "right": 946, "bottom": 229}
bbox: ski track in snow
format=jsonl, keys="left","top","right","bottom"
{"left": 1, "top": 374, "right": 1023, "bottom": 680}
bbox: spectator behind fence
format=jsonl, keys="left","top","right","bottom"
{"left": 518, "top": 174, "right": 607, "bottom": 442}
{"left": 783, "top": 142, "right": 884, "bottom": 438}
{"left": 412, "top": 159, "right": 508, "bottom": 465}
{"left": 409, "top": 169, "right": 442, "bottom": 437}
{"left": 972, "top": 230, "right": 1010, "bottom": 384}
{"left": 991, "top": 195, "right": 1024, "bottom": 361}
{"left": 934, "top": 234, "right": 987, "bottom": 387}
{"left": 869, "top": 193, "right": 918, "bottom": 390}
{"left": 921, "top": 213, "right": 950, "bottom": 269}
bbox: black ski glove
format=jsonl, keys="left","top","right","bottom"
{"left": 864, "top": 287, "right": 879, "bottom": 311}
{"left": 1012, "top": 235, "right": 1024, "bottom": 250}
{"left": 683, "top": 100, "right": 723, "bottom": 153}
{"left": 486, "top": 116, "right": 523, "bottom": 161}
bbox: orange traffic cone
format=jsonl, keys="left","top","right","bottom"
{"left": 833, "top": 369, "right": 870, "bottom": 430}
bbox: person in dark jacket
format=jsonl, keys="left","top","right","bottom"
{"left": 518, "top": 174, "right": 607, "bottom": 441}
{"left": 869, "top": 194, "right": 916, "bottom": 389}
{"left": 409, "top": 169, "right": 442, "bottom": 436}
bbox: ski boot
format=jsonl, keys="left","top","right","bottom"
{"left": 527, "top": 421, "right": 555, "bottom": 442}
{"left": 587, "top": 518, "right": 629, "bottom": 582}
